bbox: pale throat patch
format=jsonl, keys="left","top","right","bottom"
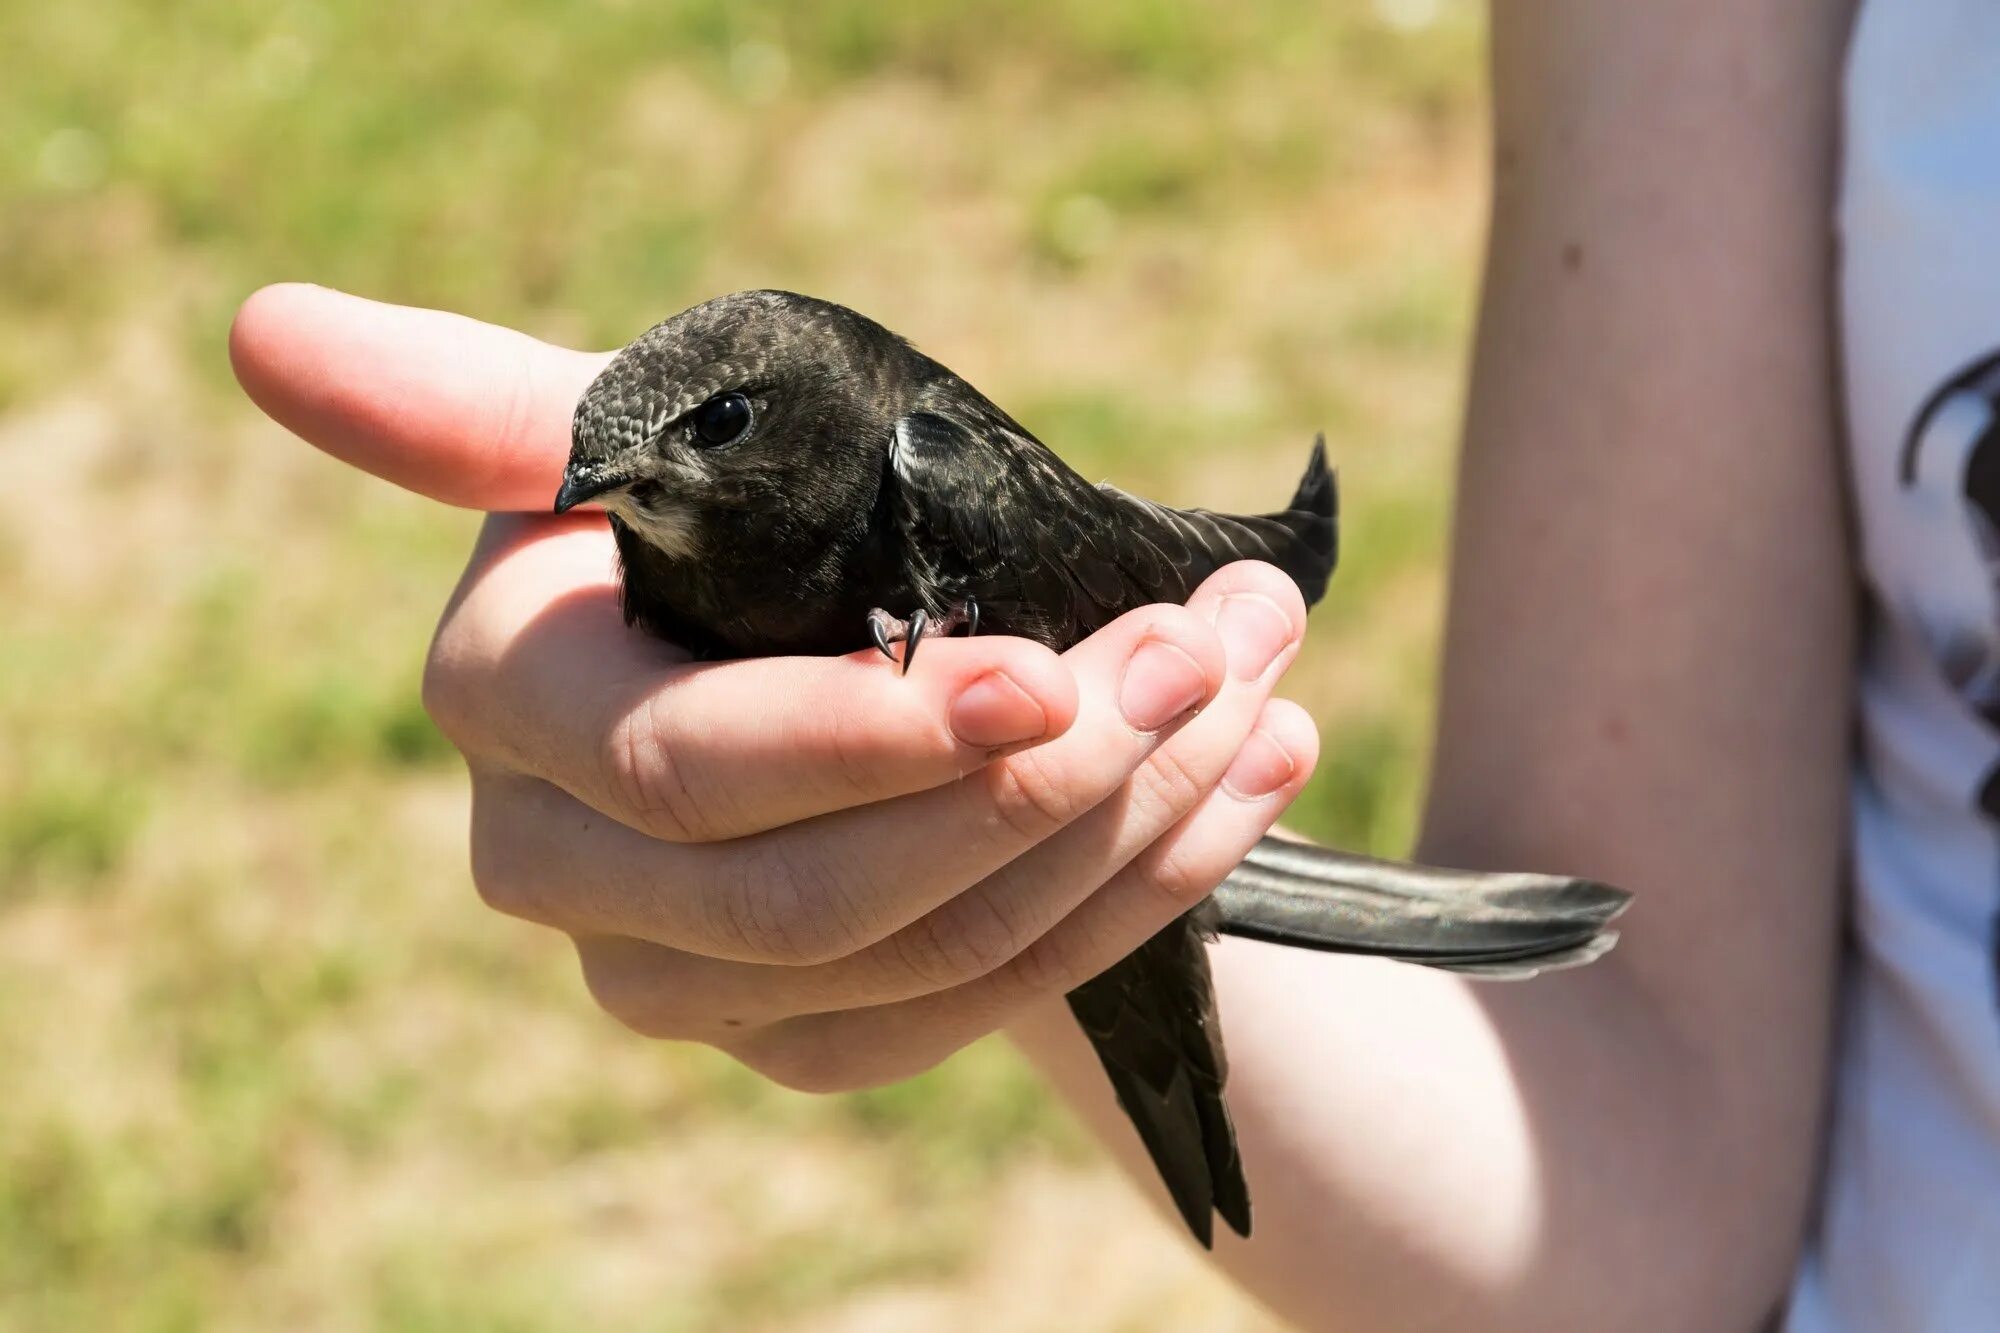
{"left": 603, "top": 490, "right": 704, "bottom": 560}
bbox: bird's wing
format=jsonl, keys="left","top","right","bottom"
{"left": 888, "top": 409, "right": 1218, "bottom": 646}
{"left": 888, "top": 412, "right": 1337, "bottom": 648}
{"left": 1215, "top": 836, "right": 1632, "bottom": 978}
{"left": 892, "top": 407, "right": 1252, "bottom": 1242}
{"left": 1094, "top": 433, "right": 1338, "bottom": 609}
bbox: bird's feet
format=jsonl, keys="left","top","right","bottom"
{"left": 867, "top": 599, "right": 980, "bottom": 674}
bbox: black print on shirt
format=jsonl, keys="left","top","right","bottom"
{"left": 1899, "top": 348, "right": 2000, "bottom": 816}
{"left": 1898, "top": 348, "right": 2000, "bottom": 1008}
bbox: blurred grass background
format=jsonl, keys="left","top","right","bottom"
{"left": 0, "top": 1, "right": 1489, "bottom": 1328}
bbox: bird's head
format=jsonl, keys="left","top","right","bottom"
{"left": 556, "top": 290, "right": 917, "bottom": 562}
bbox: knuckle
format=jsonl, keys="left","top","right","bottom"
{"left": 710, "top": 842, "right": 867, "bottom": 966}
{"left": 986, "top": 750, "right": 1089, "bottom": 842}
{"left": 814, "top": 702, "right": 899, "bottom": 805}
{"left": 468, "top": 847, "right": 530, "bottom": 918}
{"left": 1140, "top": 843, "right": 1212, "bottom": 905}
{"left": 1129, "top": 744, "right": 1210, "bottom": 822}
{"left": 420, "top": 630, "right": 479, "bottom": 750}
{"left": 467, "top": 793, "right": 546, "bottom": 921}
{"left": 743, "top": 1022, "right": 968, "bottom": 1096}
{"left": 892, "top": 886, "right": 1027, "bottom": 989}
{"left": 741, "top": 1028, "right": 884, "bottom": 1095}
{"left": 495, "top": 343, "right": 541, "bottom": 459}
{"left": 601, "top": 697, "right": 714, "bottom": 843}
{"left": 1006, "top": 923, "right": 1093, "bottom": 998}
{"left": 712, "top": 867, "right": 811, "bottom": 964}
{"left": 578, "top": 954, "right": 685, "bottom": 1040}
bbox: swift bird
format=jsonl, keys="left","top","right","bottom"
{"left": 555, "top": 290, "right": 1631, "bottom": 1247}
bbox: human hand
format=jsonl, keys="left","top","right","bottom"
{"left": 230, "top": 284, "right": 1320, "bottom": 1091}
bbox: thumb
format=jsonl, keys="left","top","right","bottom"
{"left": 229, "top": 283, "right": 611, "bottom": 512}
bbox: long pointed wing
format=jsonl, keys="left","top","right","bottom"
{"left": 1097, "top": 434, "right": 1337, "bottom": 608}
{"left": 887, "top": 409, "right": 1191, "bottom": 647}
{"left": 887, "top": 410, "right": 1335, "bottom": 649}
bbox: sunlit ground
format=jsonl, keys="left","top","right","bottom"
{"left": 2, "top": 2, "right": 1487, "bottom": 1328}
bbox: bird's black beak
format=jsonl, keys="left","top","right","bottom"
{"left": 553, "top": 462, "right": 626, "bottom": 514}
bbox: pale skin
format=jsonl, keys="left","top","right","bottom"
{"left": 231, "top": 3, "right": 1857, "bottom": 1327}
{"left": 1025, "top": 2, "right": 1856, "bottom": 1325}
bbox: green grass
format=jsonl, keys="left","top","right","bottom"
{"left": 0, "top": 1, "right": 1488, "bottom": 1327}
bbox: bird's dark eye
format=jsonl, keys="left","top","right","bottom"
{"left": 691, "top": 392, "right": 752, "bottom": 447}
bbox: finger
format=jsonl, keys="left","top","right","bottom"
{"left": 471, "top": 602, "right": 1228, "bottom": 965}
{"left": 728, "top": 696, "right": 1321, "bottom": 1092}
{"left": 757, "top": 562, "right": 1305, "bottom": 1008}
{"left": 851, "top": 562, "right": 1305, "bottom": 993}
{"left": 433, "top": 529, "right": 1080, "bottom": 840}
{"left": 562, "top": 562, "right": 1308, "bottom": 1034}
{"left": 229, "top": 282, "right": 609, "bottom": 510}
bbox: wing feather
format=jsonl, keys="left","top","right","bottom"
{"left": 886, "top": 403, "right": 1288, "bottom": 1244}
{"left": 889, "top": 410, "right": 1164, "bottom": 645}
{"left": 889, "top": 410, "right": 1341, "bottom": 647}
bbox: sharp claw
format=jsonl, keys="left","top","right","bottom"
{"left": 965, "top": 598, "right": 980, "bottom": 639}
{"left": 869, "top": 614, "right": 897, "bottom": 663}
{"left": 902, "top": 608, "right": 929, "bottom": 675}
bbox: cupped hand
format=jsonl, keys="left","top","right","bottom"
{"left": 230, "top": 284, "right": 1321, "bottom": 1091}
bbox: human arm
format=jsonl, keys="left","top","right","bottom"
{"left": 1009, "top": 3, "right": 1857, "bottom": 1328}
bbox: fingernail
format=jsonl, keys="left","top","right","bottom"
{"left": 950, "top": 672, "right": 1049, "bottom": 748}
{"left": 1120, "top": 640, "right": 1209, "bottom": 732}
{"left": 1222, "top": 728, "right": 1297, "bottom": 800}
{"left": 1213, "top": 594, "right": 1295, "bottom": 681}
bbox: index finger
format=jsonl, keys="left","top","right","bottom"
{"left": 229, "top": 282, "right": 608, "bottom": 511}
{"left": 429, "top": 517, "right": 1083, "bottom": 843}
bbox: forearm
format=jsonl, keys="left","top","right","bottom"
{"left": 1014, "top": 2, "right": 1857, "bottom": 1328}
{"left": 1012, "top": 938, "right": 1707, "bottom": 1331}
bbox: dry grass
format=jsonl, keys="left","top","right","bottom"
{"left": 1, "top": 2, "right": 1488, "bottom": 1327}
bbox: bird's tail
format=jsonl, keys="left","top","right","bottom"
{"left": 1213, "top": 838, "right": 1631, "bottom": 979}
